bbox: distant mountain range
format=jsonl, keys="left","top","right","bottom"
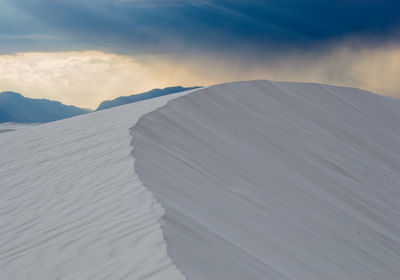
{"left": 0, "top": 86, "right": 199, "bottom": 124}
{"left": 0, "top": 92, "right": 90, "bottom": 124}
{"left": 96, "top": 86, "right": 200, "bottom": 111}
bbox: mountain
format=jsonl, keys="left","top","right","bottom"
{"left": 0, "top": 91, "right": 91, "bottom": 123}
{"left": 0, "top": 87, "right": 198, "bottom": 124}
{"left": 1, "top": 81, "right": 399, "bottom": 280}
{"left": 96, "top": 86, "right": 200, "bottom": 111}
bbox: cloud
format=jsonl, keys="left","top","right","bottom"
{"left": 0, "top": 51, "right": 156, "bottom": 108}
{"left": 152, "top": 41, "right": 400, "bottom": 96}
{"left": 1, "top": 0, "right": 400, "bottom": 55}
{"left": 134, "top": 41, "right": 400, "bottom": 99}
{"left": 0, "top": 41, "right": 398, "bottom": 110}
{"left": 1, "top": 1, "right": 398, "bottom": 110}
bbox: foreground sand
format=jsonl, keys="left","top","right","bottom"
{"left": 0, "top": 90, "right": 197, "bottom": 279}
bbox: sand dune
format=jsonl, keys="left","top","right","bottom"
{"left": 1, "top": 80, "right": 399, "bottom": 279}
{"left": 0, "top": 90, "right": 197, "bottom": 279}
{"left": 132, "top": 80, "right": 400, "bottom": 280}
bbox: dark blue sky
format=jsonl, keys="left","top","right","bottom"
{"left": 1, "top": 0, "right": 399, "bottom": 55}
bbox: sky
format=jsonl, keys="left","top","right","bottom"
{"left": 0, "top": 0, "right": 399, "bottom": 108}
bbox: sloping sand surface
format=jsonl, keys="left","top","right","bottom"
{"left": 0, "top": 90, "right": 197, "bottom": 280}
{"left": 132, "top": 80, "right": 400, "bottom": 280}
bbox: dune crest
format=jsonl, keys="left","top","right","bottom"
{"left": 132, "top": 80, "right": 400, "bottom": 280}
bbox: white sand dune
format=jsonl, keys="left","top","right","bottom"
{"left": 1, "top": 80, "right": 399, "bottom": 280}
{"left": 0, "top": 90, "right": 198, "bottom": 279}
{"left": 131, "top": 80, "right": 400, "bottom": 280}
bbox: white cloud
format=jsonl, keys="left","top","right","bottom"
{"left": 0, "top": 51, "right": 155, "bottom": 109}
{"left": 0, "top": 44, "right": 399, "bottom": 109}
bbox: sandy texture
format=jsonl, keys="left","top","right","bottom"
{"left": 132, "top": 80, "right": 400, "bottom": 280}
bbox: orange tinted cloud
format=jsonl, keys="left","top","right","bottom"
{"left": 141, "top": 42, "right": 400, "bottom": 99}
{"left": 0, "top": 43, "right": 399, "bottom": 109}
{"left": 0, "top": 51, "right": 154, "bottom": 109}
